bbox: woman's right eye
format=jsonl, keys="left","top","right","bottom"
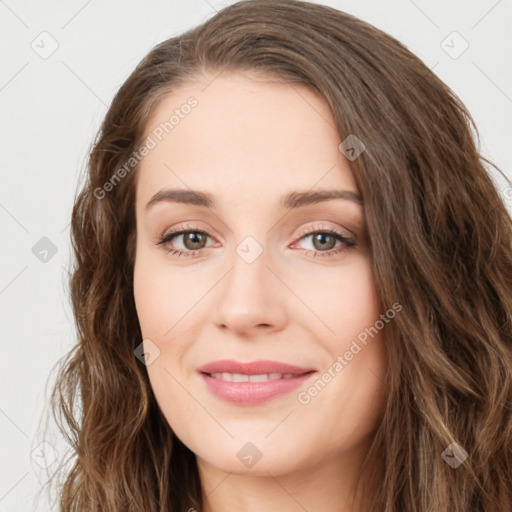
{"left": 156, "top": 228, "right": 214, "bottom": 258}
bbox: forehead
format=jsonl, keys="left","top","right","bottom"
{"left": 135, "top": 72, "right": 358, "bottom": 212}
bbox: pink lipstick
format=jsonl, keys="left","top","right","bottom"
{"left": 197, "top": 359, "right": 317, "bottom": 405}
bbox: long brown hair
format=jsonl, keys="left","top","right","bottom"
{"left": 45, "top": 0, "right": 512, "bottom": 510}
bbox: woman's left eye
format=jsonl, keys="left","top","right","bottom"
{"left": 155, "top": 224, "right": 356, "bottom": 259}
{"left": 292, "top": 227, "right": 356, "bottom": 258}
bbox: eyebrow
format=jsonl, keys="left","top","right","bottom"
{"left": 144, "top": 188, "right": 363, "bottom": 212}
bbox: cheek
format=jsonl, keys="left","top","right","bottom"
{"left": 296, "top": 256, "right": 387, "bottom": 429}
{"left": 133, "top": 254, "right": 199, "bottom": 397}
{"left": 298, "top": 253, "right": 381, "bottom": 340}
{"left": 134, "top": 280, "right": 169, "bottom": 336}
{"left": 339, "top": 260, "right": 382, "bottom": 334}
{"left": 133, "top": 261, "right": 196, "bottom": 431}
{"left": 133, "top": 254, "right": 192, "bottom": 339}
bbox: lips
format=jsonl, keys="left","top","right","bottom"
{"left": 197, "top": 359, "right": 317, "bottom": 405}
{"left": 197, "top": 359, "right": 316, "bottom": 376}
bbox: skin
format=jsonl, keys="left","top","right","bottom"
{"left": 133, "top": 70, "right": 387, "bottom": 512}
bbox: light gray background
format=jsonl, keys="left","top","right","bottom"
{"left": 1, "top": 0, "right": 511, "bottom": 510}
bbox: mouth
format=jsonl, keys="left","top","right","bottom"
{"left": 204, "top": 371, "right": 310, "bottom": 382}
{"left": 197, "top": 360, "right": 317, "bottom": 405}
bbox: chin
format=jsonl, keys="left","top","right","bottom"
{"left": 199, "top": 450, "right": 299, "bottom": 477}
{"left": 190, "top": 432, "right": 315, "bottom": 477}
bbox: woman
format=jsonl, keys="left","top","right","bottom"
{"left": 48, "top": 0, "right": 512, "bottom": 510}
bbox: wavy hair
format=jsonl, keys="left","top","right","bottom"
{"left": 46, "top": 0, "right": 512, "bottom": 510}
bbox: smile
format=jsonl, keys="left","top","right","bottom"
{"left": 208, "top": 372, "right": 298, "bottom": 381}
{"left": 197, "top": 360, "right": 317, "bottom": 405}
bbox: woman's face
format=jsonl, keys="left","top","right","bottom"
{"left": 133, "top": 71, "right": 388, "bottom": 479}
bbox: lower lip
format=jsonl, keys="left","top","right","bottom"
{"left": 199, "top": 372, "right": 316, "bottom": 405}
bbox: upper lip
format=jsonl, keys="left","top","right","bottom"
{"left": 197, "top": 359, "right": 316, "bottom": 376}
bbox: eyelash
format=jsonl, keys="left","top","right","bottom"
{"left": 154, "top": 223, "right": 357, "bottom": 259}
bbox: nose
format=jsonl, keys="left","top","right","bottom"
{"left": 213, "top": 244, "right": 287, "bottom": 337}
